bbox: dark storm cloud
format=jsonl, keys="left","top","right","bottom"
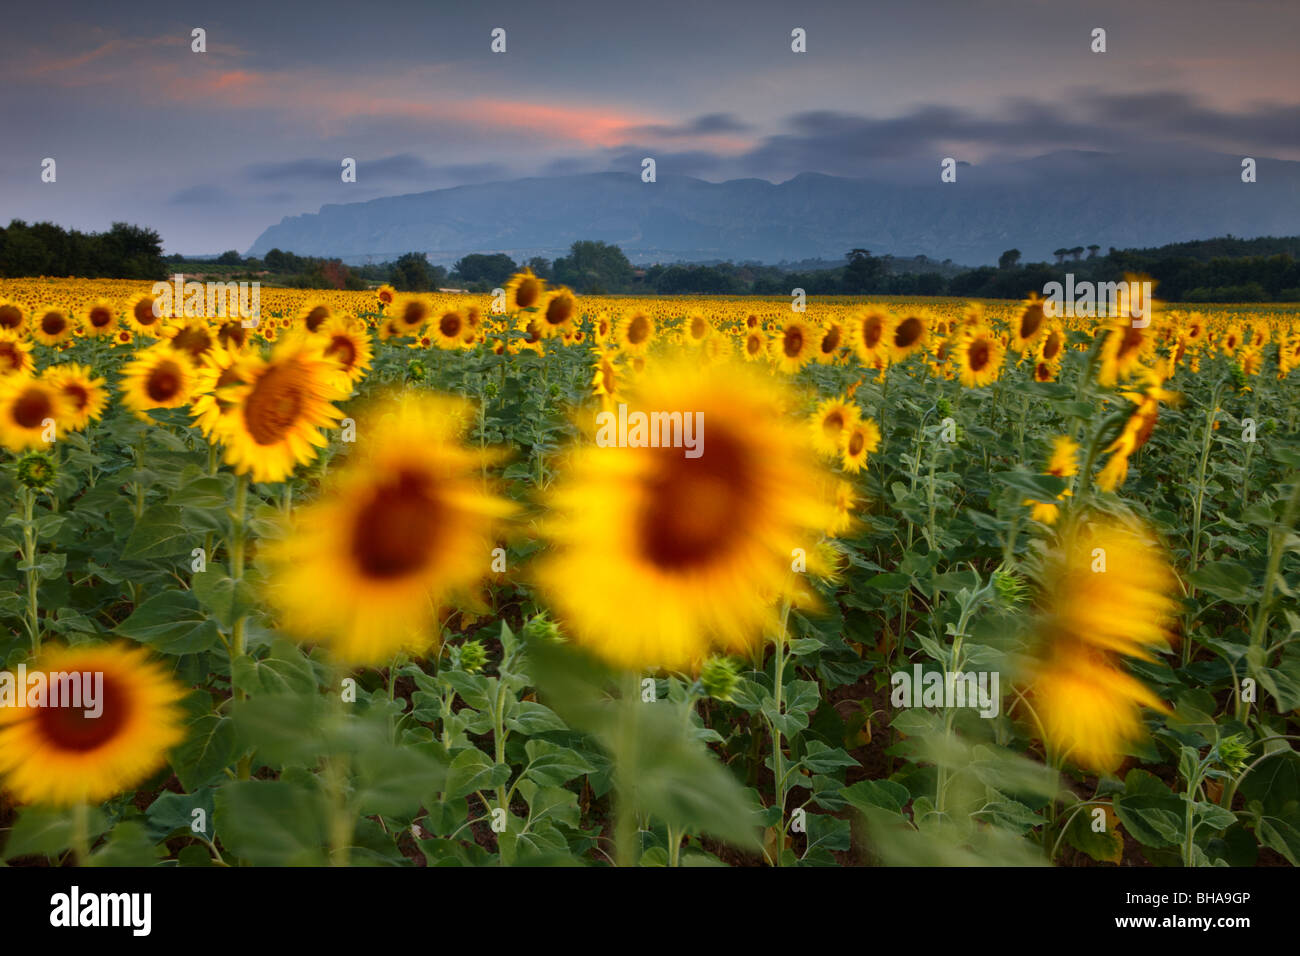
{"left": 624, "top": 113, "right": 753, "bottom": 139}
{"left": 737, "top": 92, "right": 1300, "bottom": 177}
{"left": 167, "top": 185, "right": 233, "bottom": 205}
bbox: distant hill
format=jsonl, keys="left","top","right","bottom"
{"left": 246, "top": 151, "right": 1300, "bottom": 267}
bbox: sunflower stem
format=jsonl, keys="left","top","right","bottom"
{"left": 613, "top": 670, "right": 641, "bottom": 867}
{"left": 229, "top": 473, "right": 252, "bottom": 779}
{"left": 769, "top": 598, "right": 792, "bottom": 866}
{"left": 19, "top": 487, "right": 41, "bottom": 654}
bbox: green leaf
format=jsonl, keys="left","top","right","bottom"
{"left": 191, "top": 563, "right": 256, "bottom": 630}
{"left": 841, "top": 779, "right": 912, "bottom": 816}
{"left": 169, "top": 714, "right": 237, "bottom": 791}
{"left": 1113, "top": 769, "right": 1185, "bottom": 848}
{"left": 523, "top": 739, "right": 595, "bottom": 787}
{"left": 121, "top": 504, "right": 194, "bottom": 560}
{"left": 3, "top": 805, "right": 108, "bottom": 860}
{"left": 1188, "top": 561, "right": 1254, "bottom": 603}
{"left": 214, "top": 780, "right": 328, "bottom": 866}
{"left": 116, "top": 590, "right": 221, "bottom": 655}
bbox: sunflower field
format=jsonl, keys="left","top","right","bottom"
{"left": 0, "top": 273, "right": 1298, "bottom": 868}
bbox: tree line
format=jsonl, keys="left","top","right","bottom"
{"left": 5, "top": 220, "right": 1299, "bottom": 302}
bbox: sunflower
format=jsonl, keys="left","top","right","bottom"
{"left": 0, "top": 377, "right": 69, "bottom": 450}
{"left": 538, "top": 288, "right": 578, "bottom": 338}
{"left": 771, "top": 317, "right": 817, "bottom": 374}
{"left": 841, "top": 418, "right": 881, "bottom": 474}
{"left": 212, "top": 334, "right": 347, "bottom": 483}
{"left": 616, "top": 310, "right": 655, "bottom": 355}
{"left": 376, "top": 284, "right": 397, "bottom": 308}
{"left": 124, "top": 292, "right": 166, "bottom": 337}
{"left": 1031, "top": 646, "right": 1171, "bottom": 773}
{"left": 815, "top": 320, "right": 846, "bottom": 363}
{"left": 591, "top": 347, "right": 623, "bottom": 411}
{"left": 684, "top": 312, "right": 713, "bottom": 346}
{"left": 1024, "top": 435, "right": 1079, "bottom": 524}
{"left": 433, "top": 308, "right": 470, "bottom": 349}
{"left": 391, "top": 296, "right": 432, "bottom": 337}
{"left": 41, "top": 364, "right": 108, "bottom": 431}
{"left": 161, "top": 317, "right": 216, "bottom": 362}
{"left": 952, "top": 325, "right": 1004, "bottom": 387}
{"left": 513, "top": 314, "right": 547, "bottom": 355}
{"left": 849, "top": 308, "right": 891, "bottom": 366}
{"left": 188, "top": 344, "right": 245, "bottom": 438}
{"left": 0, "top": 329, "right": 35, "bottom": 377}
{"left": 536, "top": 358, "right": 836, "bottom": 672}
{"left": 214, "top": 320, "right": 248, "bottom": 351}
{"left": 1038, "top": 325, "right": 1066, "bottom": 365}
{"left": 261, "top": 392, "right": 515, "bottom": 665}
{"left": 1097, "top": 318, "right": 1152, "bottom": 387}
{"left": 114, "top": 328, "right": 134, "bottom": 347}
{"left": 0, "top": 643, "right": 186, "bottom": 806}
{"left": 1011, "top": 294, "right": 1048, "bottom": 352}
{"left": 31, "top": 306, "right": 74, "bottom": 347}
{"left": 1096, "top": 373, "right": 1177, "bottom": 492}
{"left": 810, "top": 395, "right": 860, "bottom": 458}
{"left": 825, "top": 478, "right": 858, "bottom": 537}
{"left": 592, "top": 311, "right": 613, "bottom": 343}
{"left": 0, "top": 300, "right": 25, "bottom": 333}
{"left": 1219, "top": 323, "right": 1243, "bottom": 357}
{"left": 887, "top": 311, "right": 929, "bottom": 362}
{"left": 505, "top": 269, "right": 546, "bottom": 312}
{"left": 119, "top": 343, "right": 197, "bottom": 419}
{"left": 82, "top": 300, "right": 118, "bottom": 337}
{"left": 298, "top": 300, "right": 333, "bottom": 334}
{"left": 1027, "top": 513, "right": 1177, "bottom": 771}
{"left": 742, "top": 329, "right": 767, "bottom": 361}
{"left": 318, "top": 317, "right": 373, "bottom": 387}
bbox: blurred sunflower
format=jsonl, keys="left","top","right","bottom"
{"left": 31, "top": 306, "right": 74, "bottom": 347}
{"left": 0, "top": 300, "right": 25, "bottom": 333}
{"left": 0, "top": 643, "right": 185, "bottom": 806}
{"left": 391, "top": 296, "right": 432, "bottom": 337}
{"left": 124, "top": 292, "right": 166, "bottom": 337}
{"left": 0, "top": 329, "right": 35, "bottom": 377}
{"left": 772, "top": 317, "right": 816, "bottom": 373}
{"left": 505, "top": 268, "right": 546, "bottom": 311}
{"left": 319, "top": 317, "right": 373, "bottom": 386}
{"left": 953, "top": 325, "right": 1004, "bottom": 387}
{"left": 1011, "top": 294, "right": 1048, "bottom": 352}
{"left": 162, "top": 317, "right": 216, "bottom": 362}
{"left": 261, "top": 392, "right": 515, "bottom": 665}
{"left": 538, "top": 288, "right": 578, "bottom": 339}
{"left": 685, "top": 313, "right": 712, "bottom": 346}
{"left": 189, "top": 344, "right": 245, "bottom": 438}
{"left": 299, "top": 300, "right": 332, "bottom": 333}
{"left": 849, "top": 308, "right": 891, "bottom": 366}
{"left": 841, "top": 418, "right": 881, "bottom": 473}
{"left": 742, "top": 329, "right": 767, "bottom": 361}
{"left": 375, "top": 284, "right": 396, "bottom": 308}
{"left": 1097, "top": 318, "right": 1153, "bottom": 387}
{"left": 536, "top": 358, "right": 836, "bottom": 672}
{"left": 0, "top": 377, "right": 69, "bottom": 450}
{"left": 810, "top": 395, "right": 860, "bottom": 458}
{"left": 1024, "top": 435, "right": 1079, "bottom": 525}
{"left": 42, "top": 364, "right": 108, "bottom": 431}
{"left": 1027, "top": 513, "right": 1177, "bottom": 771}
{"left": 211, "top": 334, "right": 347, "bottom": 483}
{"left": 615, "top": 310, "right": 655, "bottom": 355}
{"left": 591, "top": 347, "right": 623, "bottom": 411}
{"left": 815, "top": 319, "right": 846, "bottom": 363}
{"left": 120, "top": 343, "right": 197, "bottom": 419}
{"left": 433, "top": 308, "right": 470, "bottom": 349}
{"left": 82, "top": 300, "right": 118, "bottom": 337}
{"left": 888, "top": 311, "right": 929, "bottom": 362}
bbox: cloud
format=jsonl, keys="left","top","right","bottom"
{"left": 167, "top": 184, "right": 233, "bottom": 205}
{"left": 624, "top": 113, "right": 753, "bottom": 138}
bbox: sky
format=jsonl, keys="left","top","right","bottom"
{"left": 3, "top": 0, "right": 1298, "bottom": 254}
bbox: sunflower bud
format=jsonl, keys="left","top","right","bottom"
{"left": 16, "top": 451, "right": 57, "bottom": 491}
{"left": 458, "top": 639, "right": 488, "bottom": 674}
{"left": 936, "top": 397, "right": 953, "bottom": 418}
{"left": 522, "top": 611, "right": 563, "bottom": 644}
{"left": 407, "top": 359, "right": 428, "bottom": 382}
{"left": 700, "top": 655, "right": 741, "bottom": 702}
{"left": 992, "top": 565, "right": 1029, "bottom": 609}
{"left": 1215, "top": 734, "right": 1250, "bottom": 776}
{"left": 1229, "top": 363, "right": 1248, "bottom": 394}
